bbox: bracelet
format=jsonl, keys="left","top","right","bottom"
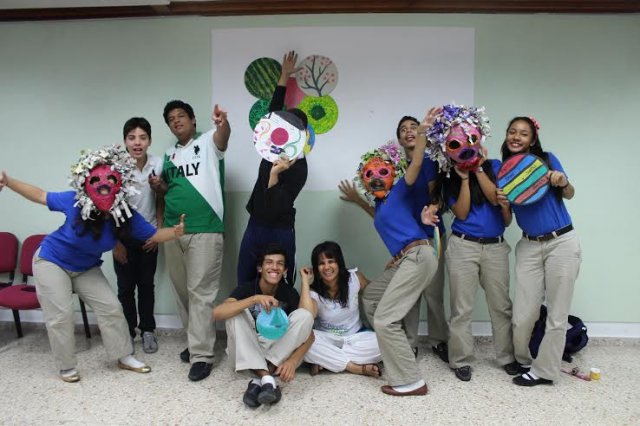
{"left": 559, "top": 182, "right": 570, "bottom": 189}
{"left": 461, "top": 177, "right": 469, "bottom": 180}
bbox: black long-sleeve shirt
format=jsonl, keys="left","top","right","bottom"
{"left": 245, "top": 85, "right": 308, "bottom": 228}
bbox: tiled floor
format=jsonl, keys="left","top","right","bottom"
{"left": 0, "top": 323, "right": 638, "bottom": 425}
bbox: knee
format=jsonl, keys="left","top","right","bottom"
{"left": 290, "top": 308, "right": 314, "bottom": 333}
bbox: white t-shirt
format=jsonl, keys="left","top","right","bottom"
{"left": 310, "top": 269, "right": 362, "bottom": 336}
{"left": 129, "top": 154, "right": 163, "bottom": 226}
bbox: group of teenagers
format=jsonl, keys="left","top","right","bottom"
{"left": 0, "top": 50, "right": 581, "bottom": 406}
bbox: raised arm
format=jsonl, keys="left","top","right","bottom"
{"left": 212, "top": 104, "right": 231, "bottom": 152}
{"left": 405, "top": 107, "right": 440, "bottom": 186}
{"left": 0, "top": 171, "right": 47, "bottom": 205}
{"left": 450, "top": 167, "right": 471, "bottom": 220}
{"left": 298, "top": 266, "right": 318, "bottom": 318}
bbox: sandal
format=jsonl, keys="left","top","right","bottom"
{"left": 361, "top": 363, "right": 381, "bottom": 378}
{"left": 309, "top": 364, "right": 324, "bottom": 376}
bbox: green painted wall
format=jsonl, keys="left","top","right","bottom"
{"left": 1, "top": 13, "right": 638, "bottom": 322}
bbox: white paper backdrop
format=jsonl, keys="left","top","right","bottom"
{"left": 212, "top": 26, "right": 475, "bottom": 190}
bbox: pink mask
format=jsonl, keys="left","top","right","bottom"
{"left": 445, "top": 124, "right": 483, "bottom": 171}
{"left": 84, "top": 164, "right": 122, "bottom": 212}
{"left": 361, "top": 157, "right": 396, "bottom": 199}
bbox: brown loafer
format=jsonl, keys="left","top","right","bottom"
{"left": 381, "top": 383, "right": 428, "bottom": 396}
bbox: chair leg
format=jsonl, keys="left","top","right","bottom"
{"left": 11, "top": 310, "right": 23, "bottom": 338}
{"left": 79, "top": 299, "right": 91, "bottom": 338}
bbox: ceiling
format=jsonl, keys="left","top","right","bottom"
{"left": 1, "top": 0, "right": 639, "bottom": 21}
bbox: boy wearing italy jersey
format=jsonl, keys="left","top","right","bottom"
{"left": 159, "top": 100, "right": 230, "bottom": 382}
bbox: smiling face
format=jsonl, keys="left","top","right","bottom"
{"left": 316, "top": 253, "right": 339, "bottom": 286}
{"left": 166, "top": 108, "right": 196, "bottom": 144}
{"left": 258, "top": 254, "right": 287, "bottom": 289}
{"left": 124, "top": 127, "right": 151, "bottom": 165}
{"left": 361, "top": 156, "right": 396, "bottom": 199}
{"left": 397, "top": 118, "right": 419, "bottom": 150}
{"left": 84, "top": 164, "right": 122, "bottom": 212}
{"left": 505, "top": 119, "right": 535, "bottom": 154}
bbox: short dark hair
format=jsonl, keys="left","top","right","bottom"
{"left": 163, "top": 100, "right": 195, "bottom": 125}
{"left": 122, "top": 117, "right": 151, "bottom": 140}
{"left": 396, "top": 115, "right": 419, "bottom": 139}
{"left": 287, "top": 108, "right": 309, "bottom": 129}
{"left": 256, "top": 243, "right": 288, "bottom": 267}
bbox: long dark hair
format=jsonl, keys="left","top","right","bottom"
{"left": 310, "top": 241, "right": 350, "bottom": 308}
{"left": 74, "top": 210, "right": 132, "bottom": 241}
{"left": 500, "top": 116, "right": 563, "bottom": 200}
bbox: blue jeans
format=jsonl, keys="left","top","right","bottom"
{"left": 237, "top": 218, "right": 297, "bottom": 286}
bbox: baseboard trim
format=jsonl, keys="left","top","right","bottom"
{"left": 2, "top": 311, "right": 638, "bottom": 338}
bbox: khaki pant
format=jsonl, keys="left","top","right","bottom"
{"left": 32, "top": 250, "right": 132, "bottom": 370}
{"left": 165, "top": 233, "right": 223, "bottom": 364}
{"left": 404, "top": 234, "right": 449, "bottom": 348}
{"left": 362, "top": 244, "right": 438, "bottom": 386}
{"left": 225, "top": 308, "right": 313, "bottom": 372}
{"left": 512, "top": 231, "right": 581, "bottom": 381}
{"left": 303, "top": 330, "right": 382, "bottom": 372}
{"left": 446, "top": 235, "right": 514, "bottom": 368}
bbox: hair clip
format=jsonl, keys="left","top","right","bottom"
{"left": 529, "top": 116, "right": 541, "bottom": 131}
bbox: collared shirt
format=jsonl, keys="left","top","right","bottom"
{"left": 130, "top": 154, "right": 162, "bottom": 226}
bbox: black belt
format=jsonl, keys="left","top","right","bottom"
{"left": 524, "top": 224, "right": 573, "bottom": 242}
{"left": 452, "top": 231, "right": 504, "bottom": 244}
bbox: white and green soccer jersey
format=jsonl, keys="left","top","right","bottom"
{"left": 162, "top": 130, "right": 225, "bottom": 233}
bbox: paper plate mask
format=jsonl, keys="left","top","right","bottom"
{"left": 497, "top": 153, "right": 550, "bottom": 205}
{"left": 253, "top": 111, "right": 306, "bottom": 162}
{"left": 256, "top": 307, "right": 289, "bottom": 340}
{"left": 69, "top": 145, "right": 138, "bottom": 225}
{"left": 84, "top": 164, "right": 123, "bottom": 212}
{"left": 426, "top": 104, "right": 490, "bottom": 174}
{"left": 354, "top": 142, "right": 407, "bottom": 203}
{"left": 445, "top": 123, "right": 484, "bottom": 172}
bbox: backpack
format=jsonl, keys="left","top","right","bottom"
{"left": 528, "top": 305, "right": 589, "bottom": 363}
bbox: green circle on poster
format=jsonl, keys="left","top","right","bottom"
{"left": 244, "top": 57, "right": 281, "bottom": 99}
{"left": 249, "top": 99, "right": 271, "bottom": 130}
{"left": 298, "top": 95, "right": 338, "bottom": 134}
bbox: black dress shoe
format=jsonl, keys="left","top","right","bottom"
{"left": 180, "top": 348, "right": 190, "bottom": 363}
{"left": 513, "top": 373, "right": 553, "bottom": 387}
{"left": 188, "top": 362, "right": 212, "bottom": 381}
{"left": 242, "top": 381, "right": 262, "bottom": 408}
{"left": 454, "top": 366, "right": 472, "bottom": 381}
{"left": 432, "top": 343, "right": 449, "bottom": 363}
{"left": 257, "top": 383, "right": 282, "bottom": 405}
{"left": 503, "top": 361, "right": 520, "bottom": 375}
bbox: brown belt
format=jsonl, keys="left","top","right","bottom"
{"left": 390, "top": 239, "right": 432, "bottom": 265}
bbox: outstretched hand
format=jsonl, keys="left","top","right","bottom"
{"left": 212, "top": 104, "right": 228, "bottom": 127}
{"left": 338, "top": 179, "right": 361, "bottom": 204}
{"left": 421, "top": 204, "right": 440, "bottom": 226}
{"left": 0, "top": 171, "right": 8, "bottom": 192}
{"left": 417, "top": 107, "right": 442, "bottom": 136}
{"left": 280, "top": 50, "right": 301, "bottom": 81}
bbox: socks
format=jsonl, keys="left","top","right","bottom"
{"left": 261, "top": 375, "right": 276, "bottom": 387}
{"left": 119, "top": 354, "right": 146, "bottom": 369}
{"left": 523, "top": 372, "right": 539, "bottom": 380}
{"left": 391, "top": 379, "right": 425, "bottom": 393}
{"left": 251, "top": 378, "right": 261, "bottom": 386}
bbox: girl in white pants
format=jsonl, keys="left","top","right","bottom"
{"left": 299, "top": 241, "right": 382, "bottom": 377}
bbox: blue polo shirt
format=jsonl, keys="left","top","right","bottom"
{"left": 512, "top": 153, "right": 573, "bottom": 236}
{"left": 374, "top": 156, "right": 437, "bottom": 257}
{"left": 38, "top": 191, "right": 156, "bottom": 272}
{"left": 448, "top": 160, "right": 506, "bottom": 238}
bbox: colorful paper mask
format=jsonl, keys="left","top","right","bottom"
{"left": 361, "top": 156, "right": 397, "bottom": 199}
{"left": 84, "top": 164, "right": 123, "bottom": 212}
{"left": 445, "top": 123, "right": 484, "bottom": 171}
{"left": 426, "top": 104, "right": 490, "bottom": 174}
